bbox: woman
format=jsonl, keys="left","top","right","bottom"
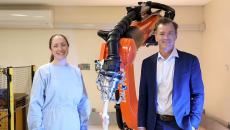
{"left": 27, "top": 34, "right": 91, "bottom": 130}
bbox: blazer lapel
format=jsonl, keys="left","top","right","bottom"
{"left": 149, "top": 53, "right": 158, "bottom": 103}
{"left": 173, "top": 51, "right": 183, "bottom": 89}
{"left": 172, "top": 51, "right": 185, "bottom": 109}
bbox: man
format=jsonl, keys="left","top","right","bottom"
{"left": 138, "top": 17, "right": 204, "bottom": 130}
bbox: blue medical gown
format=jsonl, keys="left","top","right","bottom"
{"left": 27, "top": 63, "right": 91, "bottom": 130}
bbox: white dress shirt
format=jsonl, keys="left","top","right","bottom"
{"left": 156, "top": 48, "right": 178, "bottom": 115}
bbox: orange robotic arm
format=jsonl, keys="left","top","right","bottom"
{"left": 95, "top": 1, "right": 175, "bottom": 129}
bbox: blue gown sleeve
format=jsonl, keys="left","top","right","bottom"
{"left": 77, "top": 73, "right": 91, "bottom": 130}
{"left": 27, "top": 69, "right": 46, "bottom": 130}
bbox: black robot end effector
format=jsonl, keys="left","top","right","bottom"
{"left": 102, "top": 37, "right": 121, "bottom": 73}
{"left": 102, "top": 58, "right": 121, "bottom": 74}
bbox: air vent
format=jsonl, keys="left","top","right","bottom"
{"left": 0, "top": 10, "right": 53, "bottom": 28}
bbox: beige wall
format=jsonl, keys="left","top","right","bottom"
{"left": 54, "top": 6, "right": 126, "bottom": 24}
{"left": 0, "top": 6, "right": 205, "bottom": 113}
{"left": 0, "top": 29, "right": 106, "bottom": 111}
{"left": 203, "top": 0, "right": 230, "bottom": 123}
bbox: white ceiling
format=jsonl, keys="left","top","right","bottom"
{"left": 0, "top": 0, "right": 211, "bottom": 29}
{"left": 0, "top": 0, "right": 211, "bottom": 6}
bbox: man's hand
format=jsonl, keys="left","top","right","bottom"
{"left": 192, "top": 126, "right": 196, "bottom": 130}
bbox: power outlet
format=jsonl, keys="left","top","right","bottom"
{"left": 92, "top": 107, "right": 97, "bottom": 112}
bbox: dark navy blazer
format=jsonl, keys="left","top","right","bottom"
{"left": 138, "top": 50, "right": 204, "bottom": 130}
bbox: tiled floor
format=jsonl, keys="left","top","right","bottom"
{"left": 89, "top": 125, "right": 119, "bottom": 130}
{"left": 88, "top": 125, "right": 224, "bottom": 130}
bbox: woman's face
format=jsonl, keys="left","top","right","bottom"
{"left": 50, "top": 35, "right": 69, "bottom": 61}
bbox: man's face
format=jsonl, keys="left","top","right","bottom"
{"left": 155, "top": 23, "right": 177, "bottom": 52}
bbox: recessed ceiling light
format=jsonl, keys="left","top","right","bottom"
{"left": 11, "top": 14, "right": 27, "bottom": 17}
{"left": 34, "top": 15, "right": 44, "bottom": 18}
